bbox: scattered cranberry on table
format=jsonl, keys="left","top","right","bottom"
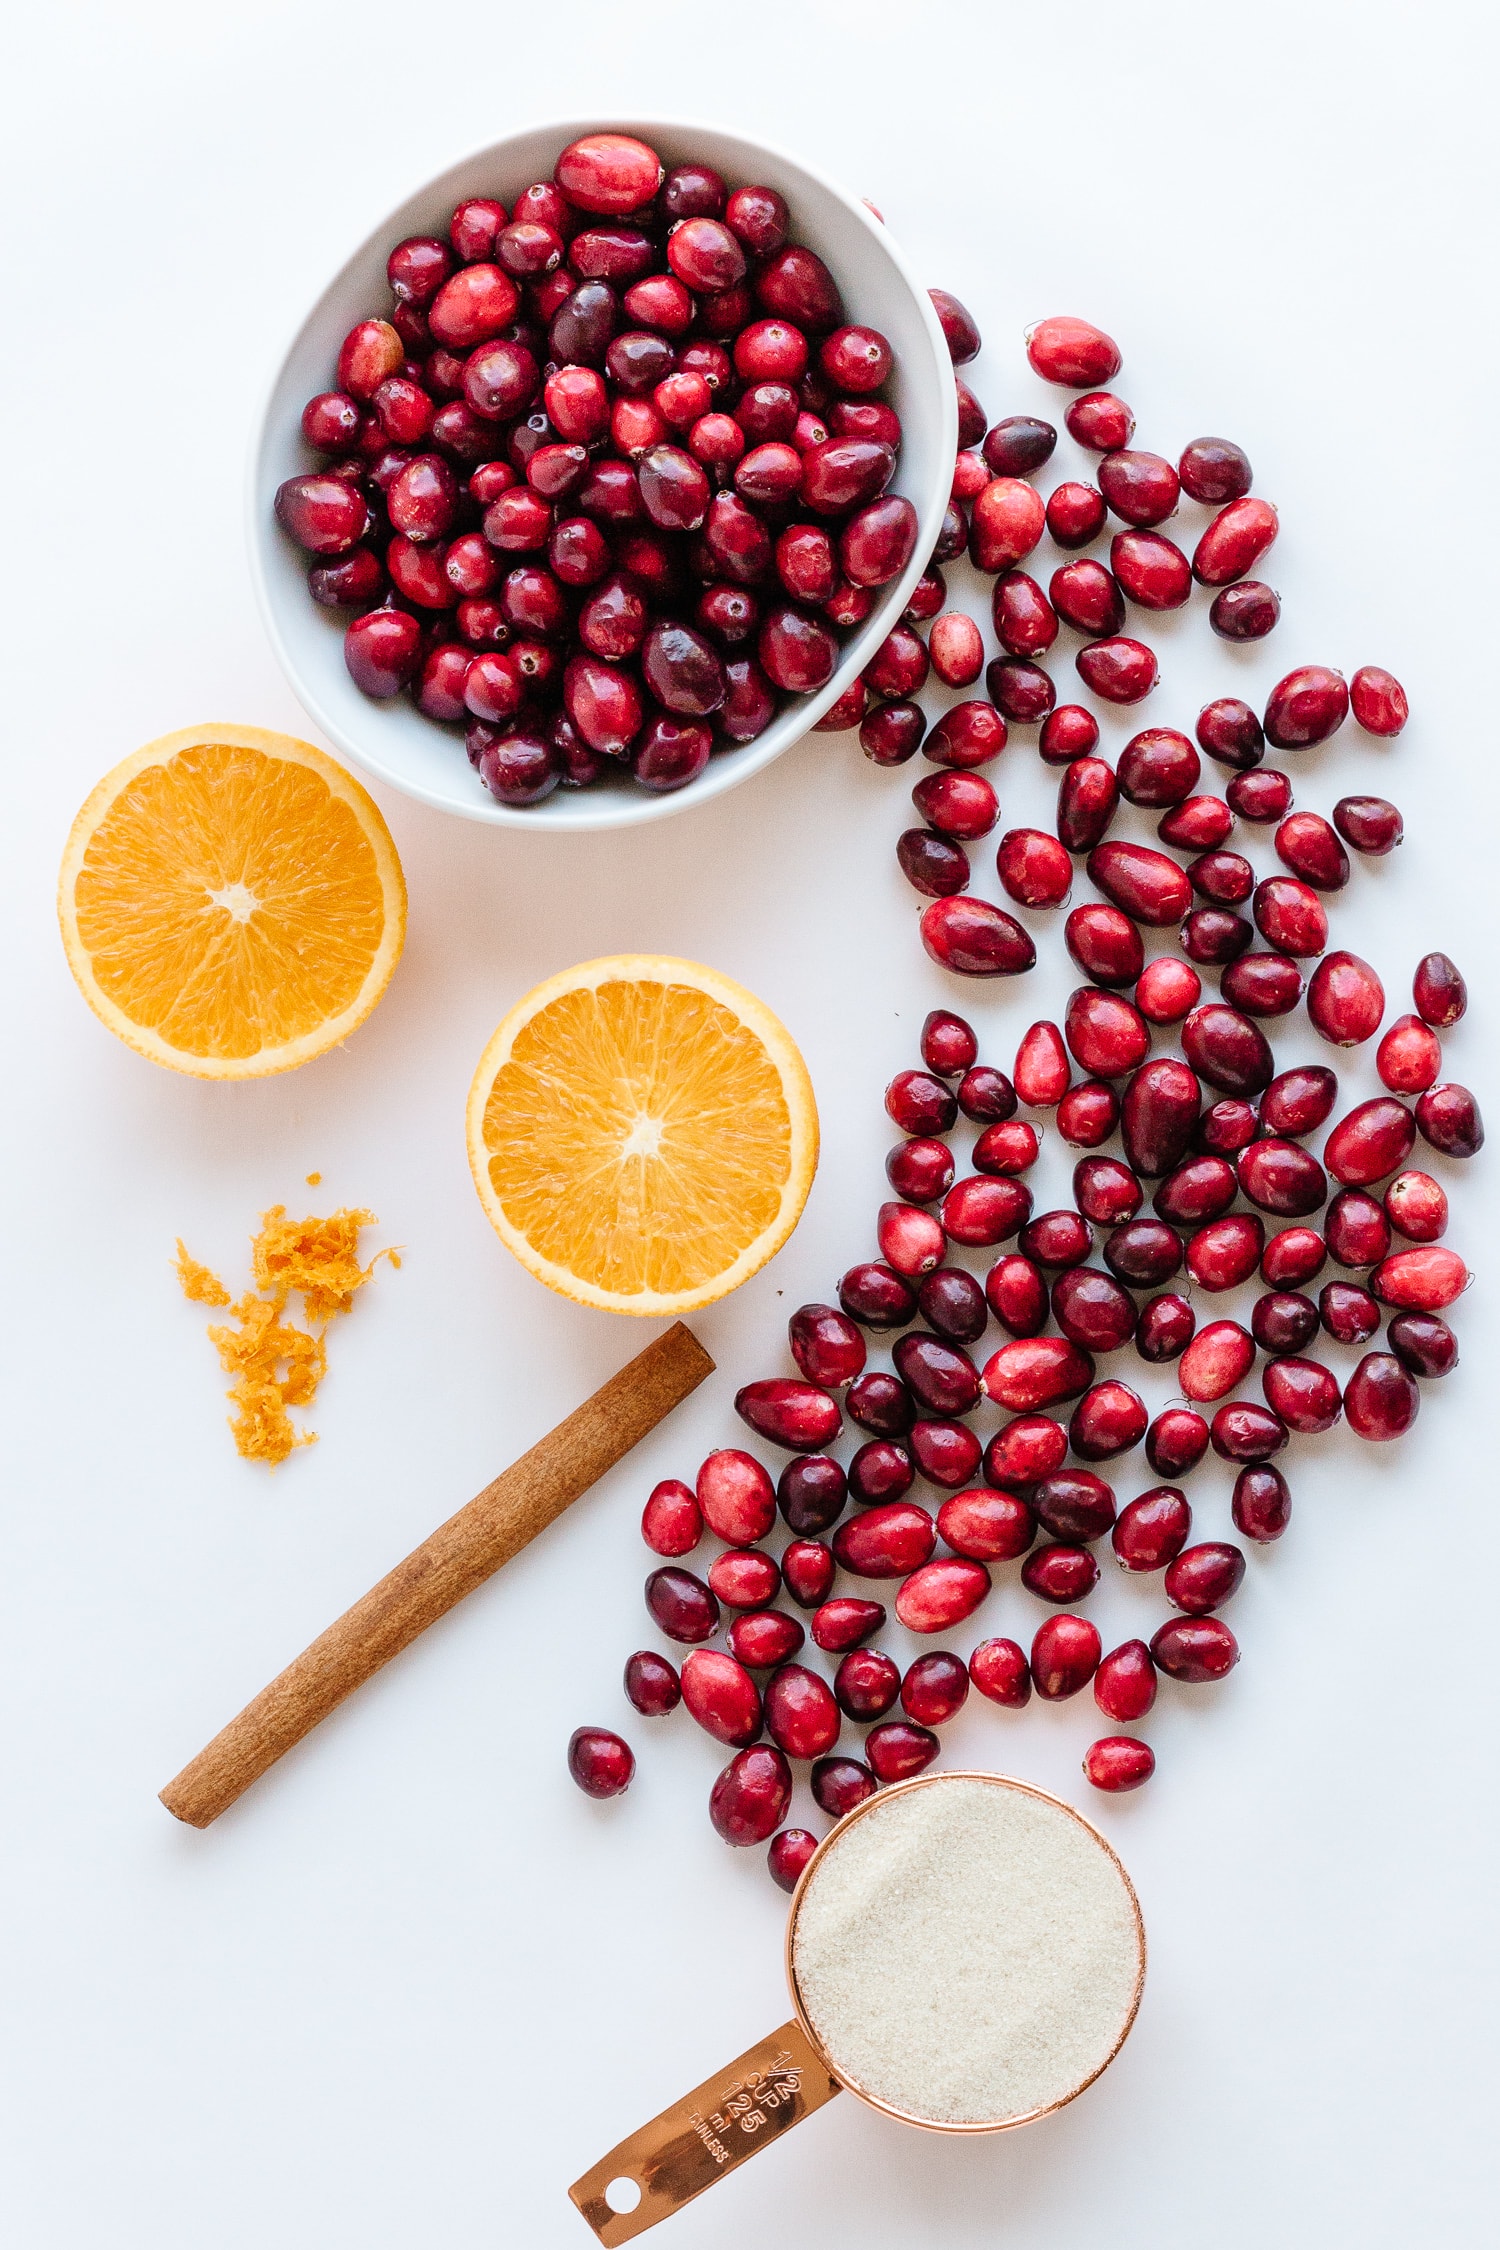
{"left": 554, "top": 289, "right": 1476, "bottom": 1880}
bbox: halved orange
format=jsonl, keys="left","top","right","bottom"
{"left": 58, "top": 723, "right": 406, "bottom": 1078}
{"left": 467, "top": 956, "right": 819, "bottom": 1315}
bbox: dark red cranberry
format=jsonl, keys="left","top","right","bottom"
{"left": 344, "top": 610, "right": 423, "bottom": 697}
{"left": 1151, "top": 1617, "right": 1239, "bottom": 1682}
{"left": 1136, "top": 1292, "right": 1196, "bottom": 1362}
{"left": 1179, "top": 436, "right": 1252, "bottom": 502}
{"left": 1387, "top": 1313, "right": 1459, "bottom": 1379}
{"left": 1030, "top": 1613, "right": 1103, "bottom": 1701}
{"left": 865, "top": 705, "right": 928, "bottom": 768}
{"left": 1210, "top": 580, "right": 1281, "bottom": 640}
{"left": 1231, "top": 1464, "right": 1290, "bottom": 1543}
{"left": 839, "top": 1262, "right": 917, "bottom": 1330}
{"left": 1031, "top": 1467, "right": 1117, "bottom": 1543}
{"left": 709, "top": 1744, "right": 793, "bottom": 1845}
{"left": 1050, "top": 559, "right": 1124, "bottom": 638}
{"left": 987, "top": 659, "right": 1057, "bottom": 723}
{"left": 1075, "top": 636, "right": 1158, "bottom": 703}
{"left": 920, "top": 896, "right": 1036, "bottom": 977}
{"left": 1023, "top": 1544, "right": 1101, "bottom": 1604}
{"left": 1098, "top": 450, "right": 1180, "bottom": 526}
{"left": 735, "top": 1379, "right": 842, "bottom": 1453}
{"left": 1039, "top": 705, "right": 1101, "bottom": 764}
{"left": 568, "top": 1726, "right": 634, "bottom": 1797}
{"left": 1066, "top": 391, "right": 1135, "bottom": 451}
{"left": 624, "top": 1649, "right": 682, "bottom": 1717}
{"left": 781, "top": 1541, "right": 836, "bottom": 1609}
{"left": 1066, "top": 901, "right": 1144, "bottom": 986}
{"left": 1196, "top": 697, "right": 1264, "bottom": 771}
{"left": 1319, "top": 1281, "right": 1380, "bottom": 1345}
{"left": 1112, "top": 1487, "right": 1191, "bottom": 1571}
{"left": 1416, "top": 1083, "right": 1484, "bottom": 1159}
{"left": 984, "top": 1254, "right": 1050, "bottom": 1338}
{"left": 900, "top": 1651, "right": 970, "bottom": 1726}
{"left": 1349, "top": 665, "right": 1408, "bottom": 735}
{"left": 1411, "top": 952, "right": 1466, "bottom": 1029}
{"left": 1264, "top": 665, "right": 1349, "bottom": 749}
{"left": 1196, "top": 1099, "right": 1259, "bottom": 1155}
{"left": 969, "top": 1638, "right": 1032, "bottom": 1706}
{"left": 1165, "top": 1541, "right": 1246, "bottom": 1614}
{"left": 917, "top": 1267, "right": 989, "bottom": 1345}
{"left": 1146, "top": 1408, "right": 1210, "bottom": 1478}
{"left": 1046, "top": 480, "right": 1108, "bottom": 547}
{"left": 1058, "top": 758, "right": 1121, "bottom": 854}
{"left": 1112, "top": 530, "right": 1192, "bottom": 610}
{"left": 1343, "top": 1352, "right": 1419, "bottom": 1441}
{"left": 1088, "top": 843, "right": 1192, "bottom": 926}
{"left": 1210, "top": 1398, "right": 1290, "bottom": 1461}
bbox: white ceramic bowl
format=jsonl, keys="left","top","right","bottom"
{"left": 248, "top": 117, "right": 957, "bottom": 830}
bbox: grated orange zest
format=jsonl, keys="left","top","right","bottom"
{"left": 177, "top": 1204, "right": 395, "bottom": 1465}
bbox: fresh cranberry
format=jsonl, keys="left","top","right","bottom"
{"left": 969, "top": 1638, "right": 1032, "bottom": 1706}
{"left": 568, "top": 1726, "right": 634, "bottom": 1797}
{"left": 1350, "top": 665, "right": 1409, "bottom": 735}
{"left": 624, "top": 1650, "right": 682, "bottom": 1716}
{"left": 1334, "top": 795, "right": 1404, "bottom": 855}
{"left": 709, "top": 1744, "right": 792, "bottom": 1846}
{"left": 1210, "top": 581, "right": 1281, "bottom": 640}
{"left": 1066, "top": 391, "right": 1135, "bottom": 451}
{"left": 1192, "top": 496, "right": 1278, "bottom": 585}
{"left": 1031, "top": 1614, "right": 1103, "bottom": 1699}
{"left": 1094, "top": 1639, "right": 1157, "bottom": 1721}
{"left": 781, "top": 1541, "right": 836, "bottom": 1609}
{"left": 982, "top": 416, "right": 1058, "bottom": 474}
{"left": 901, "top": 1651, "right": 970, "bottom": 1726}
{"left": 834, "top": 1646, "right": 901, "bottom": 1720}
{"left": 1387, "top": 1313, "right": 1459, "bottom": 1380}
{"left": 865, "top": 1721, "right": 939, "bottom": 1782}
{"left": 1085, "top": 1738, "right": 1156, "bottom": 1791}
{"left": 1026, "top": 317, "right": 1121, "bottom": 386}
{"left": 767, "top": 1829, "right": 818, "bottom": 1891}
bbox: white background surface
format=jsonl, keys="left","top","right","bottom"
{"left": 5, "top": 4, "right": 1498, "bottom": 2244}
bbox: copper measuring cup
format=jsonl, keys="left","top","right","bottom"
{"left": 569, "top": 1771, "right": 1147, "bottom": 2243}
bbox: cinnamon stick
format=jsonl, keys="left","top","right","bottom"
{"left": 160, "top": 1321, "right": 714, "bottom": 1827}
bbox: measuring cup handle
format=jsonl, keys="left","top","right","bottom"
{"left": 568, "top": 2017, "right": 842, "bottom": 2243}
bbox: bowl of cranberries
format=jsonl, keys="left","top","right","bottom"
{"left": 252, "top": 119, "right": 956, "bottom": 825}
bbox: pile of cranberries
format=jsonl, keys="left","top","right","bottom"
{"left": 274, "top": 131, "right": 917, "bottom": 804}
{"left": 567, "top": 294, "right": 1484, "bottom": 1892}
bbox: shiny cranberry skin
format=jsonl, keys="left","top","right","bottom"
{"left": 1238, "top": 1138, "right": 1328, "bottom": 1219}
{"left": 806, "top": 1757, "right": 875, "bottom": 1823}
{"left": 414, "top": 643, "right": 473, "bottom": 723}
{"left": 1182, "top": 1003, "right": 1274, "bottom": 1098}
{"left": 894, "top": 1558, "right": 990, "bottom": 1633}
{"left": 993, "top": 571, "right": 1061, "bottom": 657}
{"left": 1178, "top": 1320, "right": 1256, "bottom": 1403}
{"left": 1118, "top": 735, "right": 1200, "bottom": 814}
{"left": 917, "top": 1268, "right": 989, "bottom": 1347}
{"left": 1035, "top": 709, "right": 1098, "bottom": 770}
{"left": 1070, "top": 1159, "right": 1142, "bottom": 1228}
{"left": 761, "top": 1664, "right": 839, "bottom": 1761}
{"left": 1188, "top": 851, "right": 1254, "bottom": 909}
{"left": 881, "top": 1071, "right": 955, "bottom": 1143}
{"left": 1111, "top": 1488, "right": 1190, "bottom": 1572}
{"left": 867, "top": 707, "right": 928, "bottom": 769}
{"left": 896, "top": 1651, "right": 968, "bottom": 1727}
{"left": 1157, "top": 795, "right": 1231, "bottom": 853}
{"left": 1190, "top": 706, "right": 1261, "bottom": 783}
{"left": 691, "top": 1451, "right": 773, "bottom": 1546}
{"left": 1256, "top": 1066, "right": 1335, "bottom": 1140}
{"left": 905, "top": 568, "right": 947, "bottom": 625}
{"left": 892, "top": 1333, "right": 981, "bottom": 1417}
{"left": 1181, "top": 910, "right": 1253, "bottom": 968}
{"left": 921, "top": 896, "right": 1036, "bottom": 977}
{"left": 302, "top": 390, "right": 364, "bottom": 451}
{"left": 913, "top": 772, "right": 999, "bottom": 843}
{"left": 1251, "top": 1290, "right": 1319, "bottom": 1355}
{"left": 830, "top": 1500, "right": 931, "bottom": 1581}
{"left": 344, "top": 610, "right": 422, "bottom": 697}
{"left": 1112, "top": 530, "right": 1192, "bottom": 611}
{"left": 1119, "top": 1058, "right": 1201, "bottom": 1179}
{"left": 1384, "top": 1169, "right": 1448, "bottom": 1242}
{"left": 1057, "top": 1081, "right": 1121, "bottom": 1148}
{"left": 800, "top": 436, "right": 895, "bottom": 515}
{"left": 838, "top": 495, "right": 917, "bottom": 587}
{"left": 771, "top": 1459, "right": 844, "bottom": 1544}
{"left": 1307, "top": 952, "right": 1385, "bottom": 1050}
{"left": 710, "top": 1744, "right": 793, "bottom": 1846}
{"left": 765, "top": 1828, "right": 817, "bottom": 1891}
{"left": 1046, "top": 481, "right": 1108, "bottom": 549}
{"left": 1066, "top": 391, "right": 1135, "bottom": 450}
{"left": 1388, "top": 1313, "right": 1459, "bottom": 1380}
{"left": 969, "top": 478, "right": 1047, "bottom": 573}
{"left": 864, "top": 1721, "right": 938, "bottom": 1782}
{"left": 1264, "top": 667, "right": 1350, "bottom": 753}
{"left": 1146, "top": 1409, "right": 1210, "bottom": 1478}
{"left": 1221, "top": 953, "right": 1304, "bottom": 1018}
{"left": 1071, "top": 1380, "right": 1149, "bottom": 1462}
{"left": 1263, "top": 1356, "right": 1343, "bottom": 1436}
{"left": 562, "top": 654, "right": 642, "bottom": 755}
{"left": 1192, "top": 496, "right": 1278, "bottom": 585}
{"left": 679, "top": 1649, "right": 763, "bottom": 1748}
{"left": 918, "top": 1009, "right": 977, "bottom": 1077}
{"left": 986, "top": 1415, "right": 1070, "bottom": 1492}
{"left": 1348, "top": 664, "right": 1408, "bottom": 735}
{"left": 1151, "top": 1617, "right": 1239, "bottom": 1683}
{"left": 1187, "top": 1213, "right": 1265, "bottom": 1292}
{"left": 1083, "top": 1737, "right": 1155, "bottom": 1791}
{"left": 1319, "top": 1281, "right": 1380, "bottom": 1346}
{"left": 987, "top": 659, "right": 1057, "bottom": 723}
{"left": 990, "top": 828, "right": 1070, "bottom": 914}
{"left": 934, "top": 1487, "right": 1032, "bottom": 1564}
{"left": 1018, "top": 1209, "right": 1091, "bottom": 1270}
{"left": 1065, "top": 903, "right": 1143, "bottom": 989}
{"left": 984, "top": 1255, "right": 1050, "bottom": 1339}
{"left": 976, "top": 418, "right": 1053, "bottom": 478}
{"left": 1225, "top": 1468, "right": 1289, "bottom": 1552}
{"left": 1029, "top": 1467, "right": 1116, "bottom": 1544}
{"left": 969, "top": 1638, "right": 1032, "bottom": 1707}
{"left": 910, "top": 1419, "right": 984, "bottom": 1490}
{"left": 621, "top": 1650, "right": 683, "bottom": 1722}
{"left": 1163, "top": 1542, "right": 1245, "bottom": 1616}
{"left": 336, "top": 318, "right": 405, "bottom": 401}
{"left": 568, "top": 1726, "right": 634, "bottom": 1799}
{"left": 1344, "top": 1352, "right": 1420, "bottom": 1441}
{"left": 276, "top": 473, "right": 372, "bottom": 556}
{"left": 1325, "top": 1098, "right": 1417, "bottom": 1188}
{"left": 1096, "top": 450, "right": 1178, "bottom": 527}
{"left": 850, "top": 1440, "right": 922, "bottom": 1512}
{"left": 983, "top": 1336, "right": 1096, "bottom": 1413}
{"left": 1050, "top": 559, "right": 1123, "bottom": 637}
{"left": 1210, "top": 580, "right": 1281, "bottom": 640}
{"left": 1091, "top": 1640, "right": 1156, "bottom": 1724}
{"left": 956, "top": 388, "right": 989, "bottom": 456}
{"left": 1197, "top": 1101, "right": 1259, "bottom": 1157}
{"left": 1076, "top": 636, "right": 1158, "bottom": 703}
{"left": 736, "top": 1380, "right": 841, "bottom": 1454}
{"left": 1155, "top": 1155, "right": 1237, "bottom": 1225}
{"left": 972, "top": 1118, "right": 1035, "bottom": 1172}
{"left": 1087, "top": 843, "right": 1192, "bottom": 929}
{"left": 1411, "top": 952, "right": 1466, "bottom": 1029}
{"left": 1022, "top": 1544, "right": 1098, "bottom": 1606}
{"left": 471, "top": 726, "right": 557, "bottom": 806}
{"left": 1058, "top": 759, "right": 1121, "bottom": 855}
{"left": 923, "top": 704, "right": 1009, "bottom": 779}
{"left": 642, "top": 1478, "right": 702, "bottom": 1557}
{"left": 645, "top": 1566, "right": 720, "bottom": 1645}
{"left": 1102, "top": 1220, "right": 1183, "bottom": 1290}
{"left": 1371, "top": 1021, "right": 1439, "bottom": 1106}
{"left": 1130, "top": 961, "right": 1199, "bottom": 1029}
{"left": 1371, "top": 1245, "right": 1468, "bottom": 1313}
{"left": 632, "top": 716, "right": 712, "bottom": 794}
{"left": 1136, "top": 1293, "right": 1196, "bottom": 1363}
{"left": 1030, "top": 1614, "right": 1102, "bottom": 1702}
{"left": 1417, "top": 1082, "right": 1484, "bottom": 1159}
{"left": 876, "top": 1203, "right": 945, "bottom": 1282}
{"left": 846, "top": 1378, "right": 914, "bottom": 1448}
{"left": 885, "top": 1138, "right": 955, "bottom": 1207}
{"left": 865, "top": 625, "right": 930, "bottom": 702}
{"left": 310, "top": 550, "right": 386, "bottom": 610}
{"left": 1225, "top": 774, "right": 1291, "bottom": 833}
{"left": 1063, "top": 989, "right": 1149, "bottom": 1080}
{"left": 827, "top": 1650, "right": 898, "bottom": 1727}
{"left": 1026, "top": 316, "right": 1120, "bottom": 386}
{"left": 554, "top": 131, "right": 662, "bottom": 214}
{"left": 839, "top": 1262, "right": 917, "bottom": 1330}
{"left": 1211, "top": 1398, "right": 1289, "bottom": 1463}
{"left": 781, "top": 1541, "right": 836, "bottom": 1611}
{"left": 756, "top": 603, "right": 837, "bottom": 694}
{"left": 1175, "top": 434, "right": 1250, "bottom": 501}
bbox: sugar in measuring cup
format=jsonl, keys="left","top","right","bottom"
{"left": 569, "top": 1771, "right": 1146, "bottom": 2240}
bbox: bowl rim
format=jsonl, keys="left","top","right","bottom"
{"left": 245, "top": 113, "right": 958, "bottom": 832}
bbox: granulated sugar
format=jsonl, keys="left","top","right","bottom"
{"left": 790, "top": 1777, "right": 1143, "bottom": 2126}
